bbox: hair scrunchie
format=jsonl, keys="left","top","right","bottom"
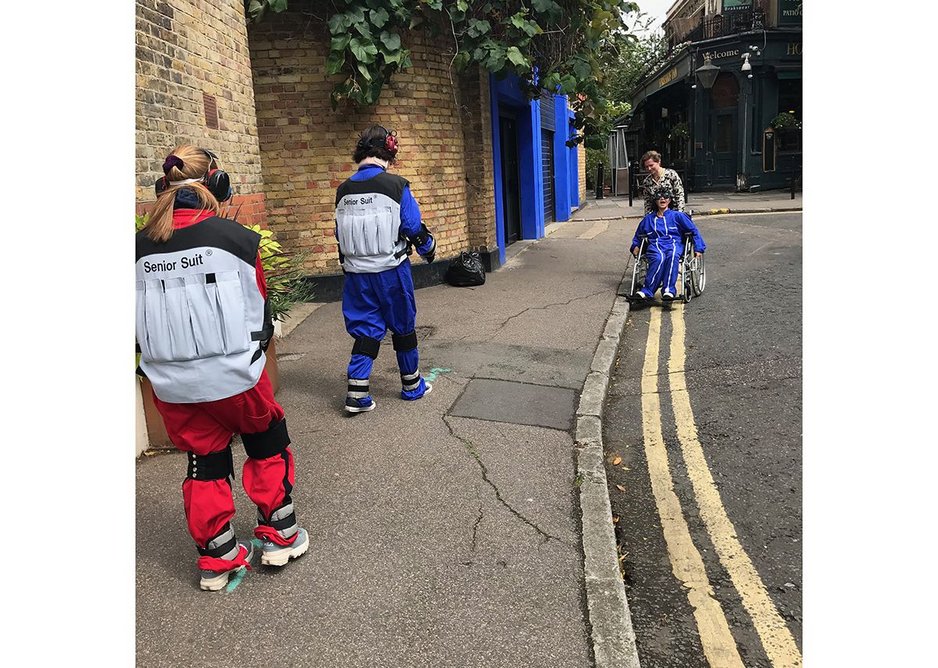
{"left": 163, "top": 155, "right": 184, "bottom": 174}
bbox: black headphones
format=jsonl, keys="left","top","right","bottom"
{"left": 356, "top": 126, "right": 398, "bottom": 157}
{"left": 154, "top": 148, "right": 232, "bottom": 202}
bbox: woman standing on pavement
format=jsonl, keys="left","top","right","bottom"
{"left": 136, "top": 144, "right": 309, "bottom": 591}
{"left": 334, "top": 125, "right": 436, "bottom": 414}
{"left": 641, "top": 150, "right": 686, "bottom": 214}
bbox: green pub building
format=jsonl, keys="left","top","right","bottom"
{"left": 623, "top": 0, "right": 802, "bottom": 192}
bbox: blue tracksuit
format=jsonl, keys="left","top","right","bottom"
{"left": 336, "top": 164, "right": 433, "bottom": 404}
{"left": 630, "top": 209, "right": 706, "bottom": 297}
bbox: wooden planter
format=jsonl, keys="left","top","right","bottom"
{"left": 139, "top": 340, "right": 280, "bottom": 450}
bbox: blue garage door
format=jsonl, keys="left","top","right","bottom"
{"left": 542, "top": 130, "right": 555, "bottom": 223}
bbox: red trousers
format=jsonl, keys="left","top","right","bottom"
{"left": 153, "top": 371, "right": 295, "bottom": 549}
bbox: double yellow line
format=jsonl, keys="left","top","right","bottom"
{"left": 639, "top": 305, "right": 802, "bottom": 668}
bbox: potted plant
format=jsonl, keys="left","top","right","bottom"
{"left": 668, "top": 122, "right": 690, "bottom": 141}
{"left": 769, "top": 111, "right": 802, "bottom": 131}
{"left": 244, "top": 222, "right": 315, "bottom": 392}
{"left": 769, "top": 111, "right": 802, "bottom": 152}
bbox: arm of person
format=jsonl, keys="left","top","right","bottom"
{"left": 400, "top": 185, "right": 435, "bottom": 262}
{"left": 334, "top": 223, "right": 346, "bottom": 270}
{"left": 670, "top": 171, "right": 686, "bottom": 212}
{"left": 255, "top": 253, "right": 275, "bottom": 349}
{"left": 642, "top": 180, "right": 655, "bottom": 213}
{"left": 675, "top": 211, "right": 705, "bottom": 255}
{"left": 631, "top": 218, "right": 647, "bottom": 256}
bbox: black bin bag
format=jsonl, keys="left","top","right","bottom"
{"left": 444, "top": 251, "right": 485, "bottom": 287}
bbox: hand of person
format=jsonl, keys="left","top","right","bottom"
{"left": 695, "top": 251, "right": 702, "bottom": 258}
{"left": 632, "top": 248, "right": 639, "bottom": 258}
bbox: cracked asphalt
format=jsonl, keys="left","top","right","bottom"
{"left": 136, "top": 215, "right": 632, "bottom": 667}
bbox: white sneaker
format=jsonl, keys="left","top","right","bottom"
{"left": 261, "top": 527, "right": 310, "bottom": 567}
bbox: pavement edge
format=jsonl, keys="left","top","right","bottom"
{"left": 575, "top": 271, "right": 641, "bottom": 668}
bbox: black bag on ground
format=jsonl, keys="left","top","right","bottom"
{"left": 444, "top": 251, "right": 485, "bottom": 287}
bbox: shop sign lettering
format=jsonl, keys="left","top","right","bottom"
{"left": 658, "top": 67, "right": 678, "bottom": 88}
{"left": 703, "top": 48, "right": 740, "bottom": 62}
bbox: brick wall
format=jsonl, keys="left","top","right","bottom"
{"left": 458, "top": 66, "right": 498, "bottom": 253}
{"left": 135, "top": 0, "right": 268, "bottom": 227}
{"left": 248, "top": 12, "right": 476, "bottom": 275}
{"left": 578, "top": 141, "right": 586, "bottom": 204}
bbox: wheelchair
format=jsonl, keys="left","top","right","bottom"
{"left": 628, "top": 232, "right": 706, "bottom": 304}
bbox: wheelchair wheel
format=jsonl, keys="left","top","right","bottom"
{"left": 681, "top": 237, "right": 694, "bottom": 303}
{"left": 689, "top": 252, "right": 706, "bottom": 296}
{"left": 630, "top": 239, "right": 648, "bottom": 296}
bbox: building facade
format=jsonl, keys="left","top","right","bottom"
{"left": 624, "top": 0, "right": 802, "bottom": 192}
{"left": 135, "top": 1, "right": 587, "bottom": 290}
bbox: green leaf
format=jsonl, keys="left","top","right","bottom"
{"left": 532, "top": 0, "right": 560, "bottom": 15}
{"left": 356, "top": 62, "right": 373, "bottom": 81}
{"left": 327, "top": 12, "right": 350, "bottom": 35}
{"left": 467, "top": 19, "right": 491, "bottom": 38}
{"left": 379, "top": 30, "right": 401, "bottom": 53}
{"left": 353, "top": 20, "right": 373, "bottom": 38}
{"left": 268, "top": 0, "right": 288, "bottom": 12}
{"left": 573, "top": 57, "right": 593, "bottom": 80}
{"left": 347, "top": 5, "right": 365, "bottom": 23}
{"left": 326, "top": 51, "right": 346, "bottom": 75}
{"left": 453, "top": 51, "right": 471, "bottom": 71}
{"left": 370, "top": 7, "right": 389, "bottom": 28}
{"left": 330, "top": 33, "right": 351, "bottom": 53}
{"left": 456, "top": 0, "right": 469, "bottom": 11}
{"left": 506, "top": 46, "right": 528, "bottom": 68}
{"left": 349, "top": 37, "right": 378, "bottom": 64}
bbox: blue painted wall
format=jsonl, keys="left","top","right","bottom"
{"left": 489, "top": 74, "right": 581, "bottom": 260}
{"left": 552, "top": 95, "right": 572, "bottom": 221}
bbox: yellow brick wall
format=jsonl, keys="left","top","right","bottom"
{"left": 578, "top": 141, "right": 586, "bottom": 204}
{"left": 135, "top": 0, "right": 264, "bottom": 205}
{"left": 249, "top": 14, "right": 479, "bottom": 275}
{"left": 458, "top": 66, "right": 498, "bottom": 252}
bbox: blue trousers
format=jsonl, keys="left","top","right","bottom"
{"left": 641, "top": 237, "right": 681, "bottom": 297}
{"left": 342, "top": 261, "right": 427, "bottom": 400}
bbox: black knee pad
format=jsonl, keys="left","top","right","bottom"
{"left": 187, "top": 445, "right": 234, "bottom": 481}
{"left": 392, "top": 331, "right": 418, "bottom": 352}
{"left": 352, "top": 336, "right": 381, "bottom": 359}
{"left": 243, "top": 417, "right": 291, "bottom": 460}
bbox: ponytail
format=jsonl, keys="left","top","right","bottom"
{"left": 142, "top": 146, "right": 221, "bottom": 242}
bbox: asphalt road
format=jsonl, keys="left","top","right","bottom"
{"left": 603, "top": 211, "right": 803, "bottom": 667}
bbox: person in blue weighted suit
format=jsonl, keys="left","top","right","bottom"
{"left": 334, "top": 125, "right": 436, "bottom": 414}
{"left": 630, "top": 187, "right": 706, "bottom": 302}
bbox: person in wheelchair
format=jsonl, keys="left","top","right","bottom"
{"left": 630, "top": 187, "right": 706, "bottom": 302}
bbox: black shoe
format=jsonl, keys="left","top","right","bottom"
{"left": 661, "top": 292, "right": 675, "bottom": 302}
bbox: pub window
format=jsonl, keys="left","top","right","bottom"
{"left": 776, "top": 77, "right": 802, "bottom": 152}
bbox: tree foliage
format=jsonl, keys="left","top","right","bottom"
{"left": 246, "top": 0, "right": 646, "bottom": 147}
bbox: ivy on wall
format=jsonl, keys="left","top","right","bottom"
{"left": 245, "top": 0, "right": 639, "bottom": 147}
